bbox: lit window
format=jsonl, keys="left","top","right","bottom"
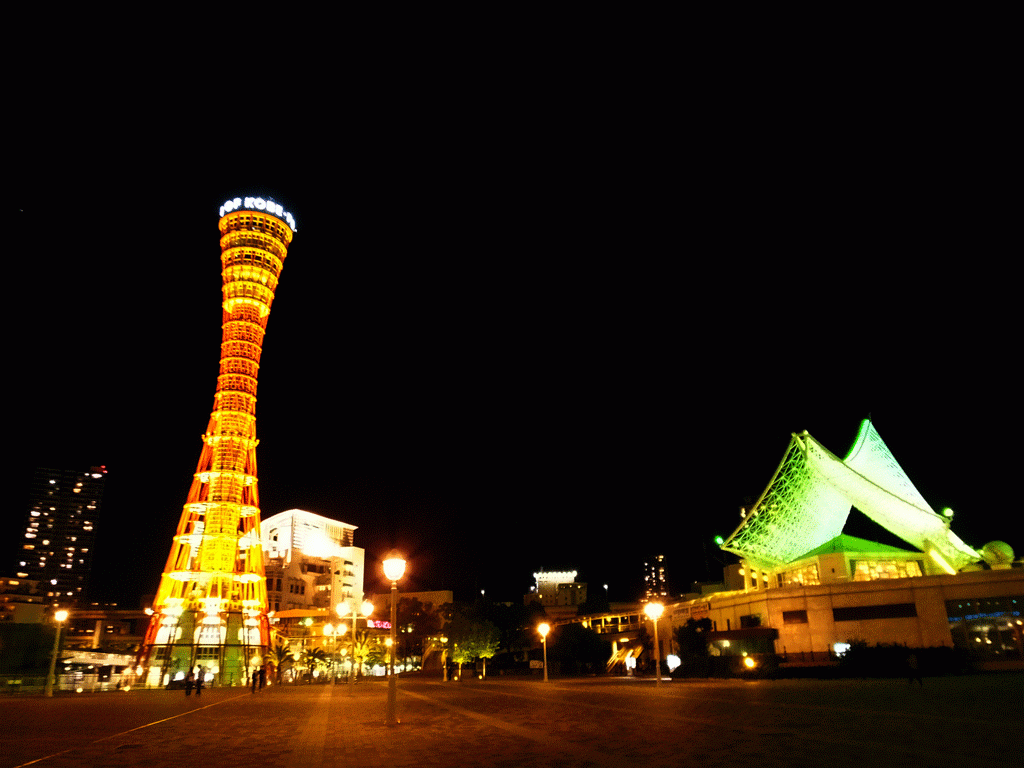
{"left": 852, "top": 560, "right": 923, "bottom": 581}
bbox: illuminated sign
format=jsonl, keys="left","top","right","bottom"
{"left": 675, "top": 603, "right": 710, "bottom": 621}
{"left": 219, "top": 196, "right": 297, "bottom": 231}
{"left": 367, "top": 619, "right": 391, "bottom": 629}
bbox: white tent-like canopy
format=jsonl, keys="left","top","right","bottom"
{"left": 720, "top": 419, "right": 979, "bottom": 573}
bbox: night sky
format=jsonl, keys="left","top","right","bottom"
{"left": 8, "top": 56, "right": 1018, "bottom": 609}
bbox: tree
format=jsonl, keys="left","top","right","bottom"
{"left": 396, "top": 597, "right": 446, "bottom": 670}
{"left": 350, "top": 630, "right": 384, "bottom": 679}
{"left": 267, "top": 633, "right": 295, "bottom": 684}
{"left": 474, "top": 622, "right": 501, "bottom": 678}
{"left": 450, "top": 639, "right": 474, "bottom": 680}
{"left": 672, "top": 618, "right": 711, "bottom": 677}
{"left": 485, "top": 601, "right": 547, "bottom": 662}
{"left": 550, "top": 623, "right": 610, "bottom": 676}
{"left": 299, "top": 647, "right": 329, "bottom": 680}
{"left": 448, "top": 609, "right": 501, "bottom": 679}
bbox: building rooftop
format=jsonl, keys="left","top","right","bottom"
{"left": 795, "top": 534, "right": 917, "bottom": 560}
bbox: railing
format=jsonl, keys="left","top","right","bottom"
{"left": 0, "top": 673, "right": 133, "bottom": 694}
{"left": 1, "top": 676, "right": 46, "bottom": 694}
{"left": 778, "top": 650, "right": 838, "bottom": 665}
{"left": 593, "top": 621, "right": 642, "bottom": 635}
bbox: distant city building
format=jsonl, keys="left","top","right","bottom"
{"left": 63, "top": 606, "right": 151, "bottom": 654}
{"left": 527, "top": 570, "right": 587, "bottom": 614}
{"left": 643, "top": 555, "right": 668, "bottom": 602}
{"left": 12, "top": 467, "right": 107, "bottom": 608}
{"left": 0, "top": 576, "right": 45, "bottom": 623}
{"left": 261, "top": 509, "right": 365, "bottom": 613}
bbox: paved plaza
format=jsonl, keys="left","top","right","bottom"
{"left": 2, "top": 673, "right": 1019, "bottom": 768}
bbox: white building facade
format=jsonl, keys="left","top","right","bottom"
{"left": 260, "top": 509, "right": 365, "bottom": 613}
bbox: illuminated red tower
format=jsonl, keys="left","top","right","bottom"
{"left": 140, "top": 196, "right": 296, "bottom": 688}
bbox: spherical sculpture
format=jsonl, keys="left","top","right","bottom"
{"left": 980, "top": 541, "right": 1015, "bottom": 566}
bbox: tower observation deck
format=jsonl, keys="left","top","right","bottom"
{"left": 140, "top": 196, "right": 296, "bottom": 688}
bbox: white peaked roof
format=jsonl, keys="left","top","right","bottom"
{"left": 720, "top": 419, "right": 979, "bottom": 572}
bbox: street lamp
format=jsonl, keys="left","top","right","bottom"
{"left": 44, "top": 609, "right": 69, "bottom": 697}
{"left": 644, "top": 602, "right": 664, "bottom": 687}
{"left": 337, "top": 597, "right": 374, "bottom": 695}
{"left": 538, "top": 623, "right": 550, "bottom": 682}
{"left": 323, "top": 624, "right": 338, "bottom": 682}
{"left": 382, "top": 552, "right": 406, "bottom": 726}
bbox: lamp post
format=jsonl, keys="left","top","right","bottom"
{"left": 538, "top": 623, "right": 550, "bottom": 682}
{"left": 44, "top": 609, "right": 69, "bottom": 697}
{"left": 644, "top": 602, "right": 664, "bottom": 687}
{"left": 382, "top": 552, "right": 406, "bottom": 726}
{"left": 337, "top": 597, "right": 374, "bottom": 695}
{"left": 323, "top": 623, "right": 336, "bottom": 682}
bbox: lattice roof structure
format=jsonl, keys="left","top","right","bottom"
{"left": 720, "top": 419, "right": 980, "bottom": 573}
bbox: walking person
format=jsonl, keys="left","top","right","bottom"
{"left": 906, "top": 652, "right": 923, "bottom": 686}
{"left": 195, "top": 667, "right": 204, "bottom": 696}
{"left": 185, "top": 670, "right": 194, "bottom": 696}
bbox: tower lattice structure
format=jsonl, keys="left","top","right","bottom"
{"left": 140, "top": 197, "right": 295, "bottom": 688}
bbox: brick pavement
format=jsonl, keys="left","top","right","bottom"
{"left": 2, "top": 673, "right": 1019, "bottom": 768}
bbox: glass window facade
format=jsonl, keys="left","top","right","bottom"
{"left": 851, "top": 559, "right": 923, "bottom": 581}
{"left": 945, "top": 596, "right": 1024, "bottom": 661}
{"left": 777, "top": 563, "right": 820, "bottom": 588}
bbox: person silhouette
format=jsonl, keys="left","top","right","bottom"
{"left": 907, "top": 652, "right": 923, "bottom": 686}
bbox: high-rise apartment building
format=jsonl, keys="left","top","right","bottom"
{"left": 14, "top": 466, "right": 107, "bottom": 608}
{"left": 643, "top": 554, "right": 668, "bottom": 602}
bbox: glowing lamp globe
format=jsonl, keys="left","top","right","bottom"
{"left": 361, "top": 600, "right": 375, "bottom": 617}
{"left": 538, "top": 623, "right": 550, "bottom": 638}
{"left": 980, "top": 541, "right": 1014, "bottom": 566}
{"left": 382, "top": 553, "right": 407, "bottom": 583}
{"left": 644, "top": 602, "right": 664, "bottom": 620}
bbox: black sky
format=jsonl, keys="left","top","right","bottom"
{"left": 7, "top": 49, "right": 1019, "bottom": 608}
